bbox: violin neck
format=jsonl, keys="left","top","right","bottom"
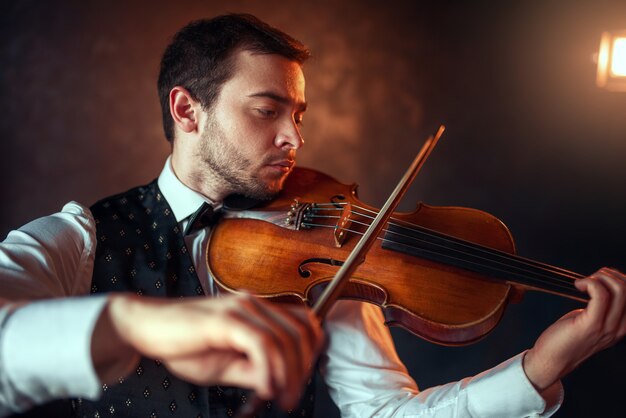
{"left": 381, "top": 223, "right": 588, "bottom": 302}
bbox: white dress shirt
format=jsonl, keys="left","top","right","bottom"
{"left": 0, "top": 158, "right": 562, "bottom": 417}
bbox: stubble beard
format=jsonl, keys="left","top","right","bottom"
{"left": 197, "top": 118, "right": 286, "bottom": 201}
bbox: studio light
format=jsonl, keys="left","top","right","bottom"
{"left": 596, "top": 31, "right": 626, "bottom": 91}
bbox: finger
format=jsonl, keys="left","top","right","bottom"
{"left": 606, "top": 269, "right": 626, "bottom": 337}
{"left": 166, "top": 349, "right": 248, "bottom": 385}
{"left": 596, "top": 268, "right": 626, "bottom": 341}
{"left": 167, "top": 347, "right": 301, "bottom": 409}
{"left": 281, "top": 305, "right": 324, "bottom": 374}
{"left": 267, "top": 304, "right": 319, "bottom": 371}
{"left": 600, "top": 267, "right": 626, "bottom": 280}
{"left": 579, "top": 269, "right": 626, "bottom": 332}
{"left": 232, "top": 294, "right": 320, "bottom": 407}
{"left": 182, "top": 295, "right": 288, "bottom": 399}
{"left": 245, "top": 298, "right": 314, "bottom": 408}
{"left": 201, "top": 294, "right": 310, "bottom": 405}
{"left": 161, "top": 312, "right": 276, "bottom": 397}
{"left": 575, "top": 276, "right": 611, "bottom": 332}
{"left": 263, "top": 304, "right": 323, "bottom": 408}
{"left": 226, "top": 296, "right": 293, "bottom": 400}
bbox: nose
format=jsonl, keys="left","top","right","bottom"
{"left": 274, "top": 119, "right": 304, "bottom": 150}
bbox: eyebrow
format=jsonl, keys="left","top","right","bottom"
{"left": 248, "top": 91, "right": 307, "bottom": 111}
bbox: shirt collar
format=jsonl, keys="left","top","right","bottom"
{"left": 157, "top": 156, "right": 219, "bottom": 223}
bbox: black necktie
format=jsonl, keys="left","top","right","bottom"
{"left": 183, "top": 202, "right": 216, "bottom": 235}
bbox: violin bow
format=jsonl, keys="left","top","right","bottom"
{"left": 312, "top": 124, "right": 445, "bottom": 317}
{"left": 236, "top": 124, "right": 446, "bottom": 418}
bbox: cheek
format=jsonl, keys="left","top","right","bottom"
{"left": 213, "top": 106, "right": 276, "bottom": 152}
{"left": 239, "top": 121, "right": 278, "bottom": 152}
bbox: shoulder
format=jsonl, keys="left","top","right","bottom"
{"left": 1, "top": 202, "right": 98, "bottom": 297}
{"left": 89, "top": 180, "right": 160, "bottom": 220}
{"left": 15, "top": 202, "right": 95, "bottom": 248}
{"left": 18, "top": 202, "right": 94, "bottom": 239}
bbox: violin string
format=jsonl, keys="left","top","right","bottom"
{"left": 309, "top": 205, "right": 582, "bottom": 282}
{"left": 309, "top": 202, "right": 573, "bottom": 280}
{"left": 348, "top": 206, "right": 583, "bottom": 281}
{"left": 312, "top": 207, "right": 582, "bottom": 288}
{"left": 305, "top": 206, "right": 581, "bottom": 292}
{"left": 299, "top": 221, "right": 578, "bottom": 294}
{"left": 380, "top": 226, "right": 580, "bottom": 292}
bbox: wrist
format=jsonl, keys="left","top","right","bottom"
{"left": 522, "top": 348, "right": 556, "bottom": 392}
{"left": 91, "top": 294, "right": 141, "bottom": 384}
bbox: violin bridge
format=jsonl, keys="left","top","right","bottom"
{"left": 334, "top": 202, "right": 352, "bottom": 247}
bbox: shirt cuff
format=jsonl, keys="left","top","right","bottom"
{"left": 466, "top": 351, "right": 563, "bottom": 417}
{"left": 0, "top": 296, "right": 108, "bottom": 411}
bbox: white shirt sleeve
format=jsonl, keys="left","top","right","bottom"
{"left": 0, "top": 202, "right": 106, "bottom": 416}
{"left": 321, "top": 300, "right": 563, "bottom": 417}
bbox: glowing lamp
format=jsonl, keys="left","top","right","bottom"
{"left": 597, "top": 31, "right": 626, "bottom": 91}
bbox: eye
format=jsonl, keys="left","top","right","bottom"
{"left": 294, "top": 113, "right": 304, "bottom": 126}
{"left": 255, "top": 108, "right": 277, "bottom": 119}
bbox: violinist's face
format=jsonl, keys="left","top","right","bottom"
{"left": 197, "top": 49, "right": 306, "bottom": 200}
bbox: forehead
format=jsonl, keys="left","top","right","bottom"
{"left": 222, "top": 49, "right": 306, "bottom": 103}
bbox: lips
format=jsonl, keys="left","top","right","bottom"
{"left": 267, "top": 159, "right": 295, "bottom": 172}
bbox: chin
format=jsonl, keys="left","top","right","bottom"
{"left": 240, "top": 181, "right": 280, "bottom": 201}
{"left": 240, "top": 169, "right": 292, "bottom": 200}
{"left": 259, "top": 183, "right": 283, "bottom": 200}
{"left": 263, "top": 173, "right": 289, "bottom": 194}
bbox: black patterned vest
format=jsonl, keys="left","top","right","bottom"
{"left": 72, "top": 180, "right": 316, "bottom": 418}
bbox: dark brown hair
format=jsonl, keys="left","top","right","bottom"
{"left": 157, "top": 14, "right": 310, "bottom": 142}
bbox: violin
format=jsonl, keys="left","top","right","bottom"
{"left": 206, "top": 167, "right": 586, "bottom": 346}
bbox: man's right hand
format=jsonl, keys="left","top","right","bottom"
{"left": 91, "top": 293, "right": 324, "bottom": 410}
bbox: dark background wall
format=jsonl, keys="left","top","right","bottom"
{"left": 2, "top": 1, "right": 626, "bottom": 416}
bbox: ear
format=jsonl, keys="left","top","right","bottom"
{"left": 169, "top": 87, "right": 200, "bottom": 134}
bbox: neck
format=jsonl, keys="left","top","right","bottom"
{"left": 170, "top": 147, "right": 229, "bottom": 203}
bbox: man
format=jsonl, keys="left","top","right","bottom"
{"left": 1, "top": 13, "right": 626, "bottom": 418}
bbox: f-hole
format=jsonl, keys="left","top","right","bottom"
{"left": 298, "top": 258, "right": 345, "bottom": 278}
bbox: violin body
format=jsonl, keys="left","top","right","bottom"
{"left": 207, "top": 167, "right": 527, "bottom": 346}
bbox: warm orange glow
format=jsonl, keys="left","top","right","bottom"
{"left": 597, "top": 31, "right": 626, "bottom": 91}
{"left": 610, "top": 38, "right": 626, "bottom": 76}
